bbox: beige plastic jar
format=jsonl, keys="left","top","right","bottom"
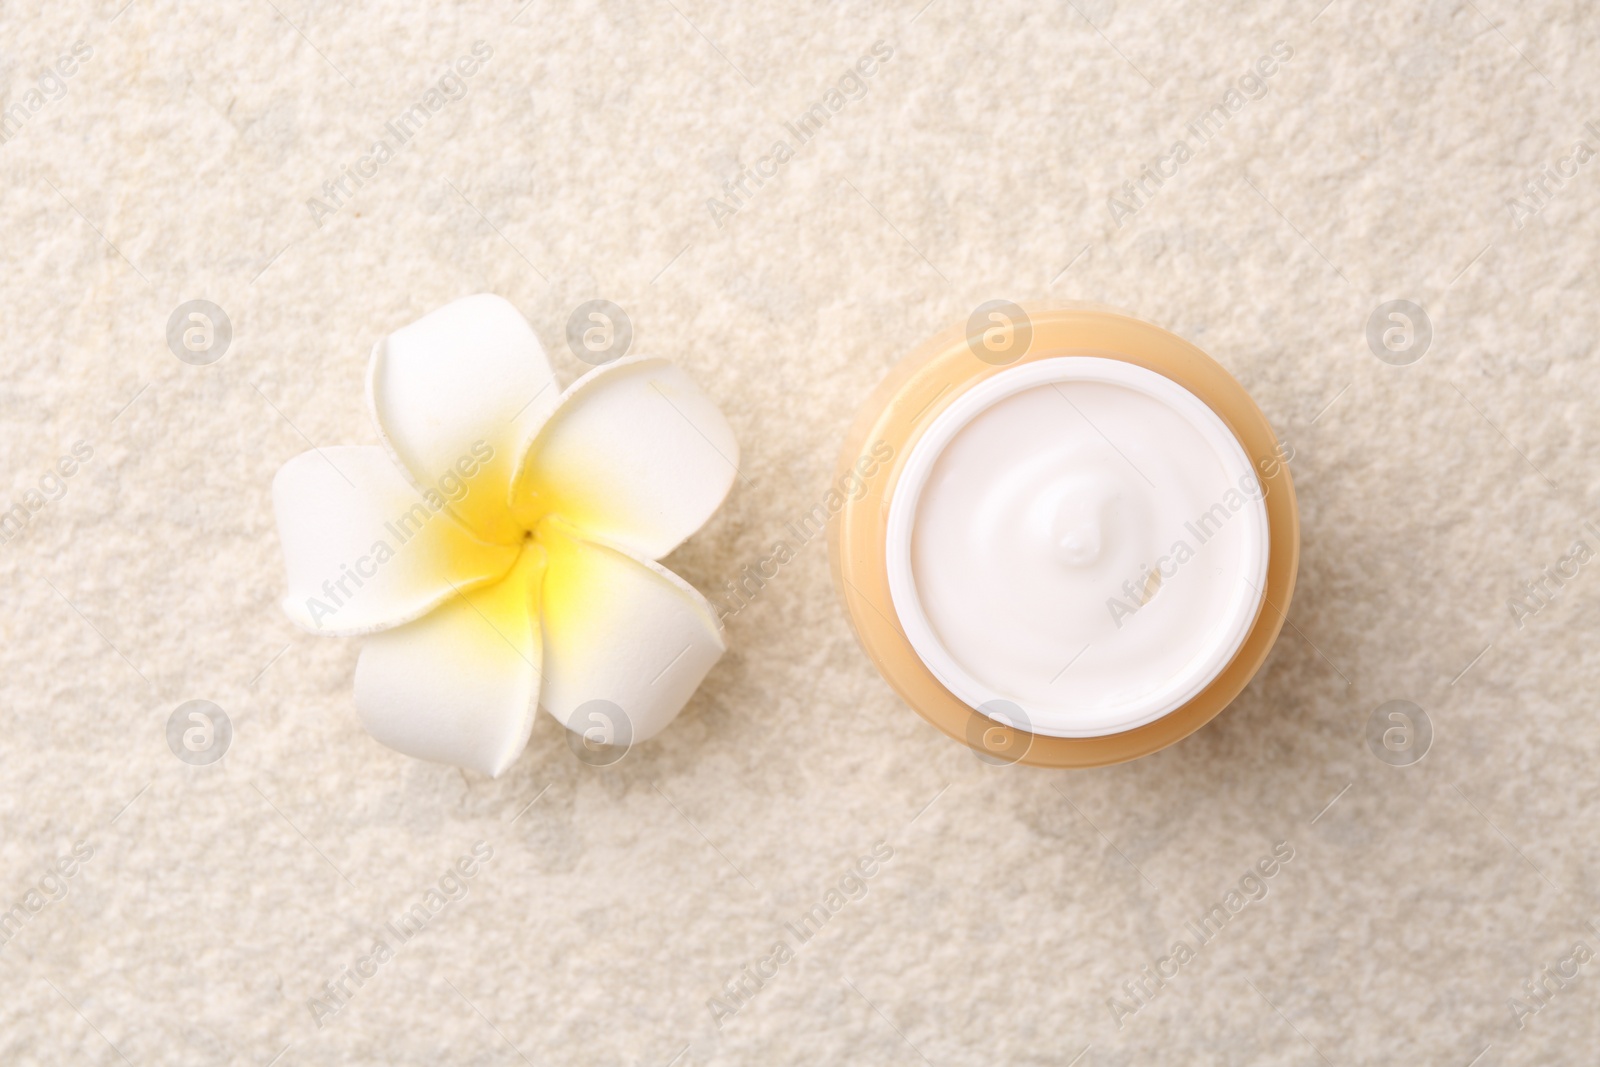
{"left": 828, "top": 305, "right": 1300, "bottom": 767}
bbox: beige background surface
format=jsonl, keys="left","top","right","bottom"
{"left": 2, "top": 1, "right": 1598, "bottom": 1064}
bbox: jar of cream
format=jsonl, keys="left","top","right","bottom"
{"left": 829, "top": 306, "right": 1300, "bottom": 766}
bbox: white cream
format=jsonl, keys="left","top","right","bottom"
{"left": 886, "top": 357, "right": 1268, "bottom": 738}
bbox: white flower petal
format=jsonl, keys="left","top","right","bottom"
{"left": 353, "top": 547, "right": 545, "bottom": 777}
{"left": 538, "top": 519, "right": 725, "bottom": 744}
{"left": 368, "top": 294, "right": 559, "bottom": 544}
{"left": 513, "top": 357, "right": 739, "bottom": 560}
{"left": 273, "top": 446, "right": 520, "bottom": 636}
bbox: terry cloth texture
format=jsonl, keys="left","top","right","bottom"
{"left": 0, "top": 1, "right": 1598, "bottom": 1065}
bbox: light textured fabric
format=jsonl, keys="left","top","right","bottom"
{"left": 1, "top": 2, "right": 1596, "bottom": 1065}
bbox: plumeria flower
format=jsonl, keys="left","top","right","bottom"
{"left": 272, "top": 294, "right": 738, "bottom": 776}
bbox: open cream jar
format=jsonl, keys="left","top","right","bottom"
{"left": 829, "top": 307, "right": 1299, "bottom": 766}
